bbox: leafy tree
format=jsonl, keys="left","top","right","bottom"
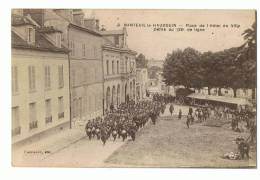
{"left": 136, "top": 53, "right": 148, "bottom": 68}
{"left": 240, "top": 21, "right": 256, "bottom": 99}
{"left": 162, "top": 47, "right": 202, "bottom": 89}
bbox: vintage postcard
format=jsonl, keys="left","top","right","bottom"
{"left": 11, "top": 9, "right": 256, "bottom": 168}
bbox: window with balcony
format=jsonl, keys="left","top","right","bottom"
{"left": 29, "top": 103, "right": 37, "bottom": 130}
{"left": 12, "top": 106, "right": 21, "bottom": 136}
{"left": 58, "top": 96, "right": 64, "bottom": 119}
{"left": 45, "top": 99, "right": 52, "bottom": 124}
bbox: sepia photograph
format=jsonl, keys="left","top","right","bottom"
{"left": 11, "top": 9, "right": 256, "bottom": 168}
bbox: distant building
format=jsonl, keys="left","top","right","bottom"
{"left": 147, "top": 71, "right": 167, "bottom": 96}
{"left": 136, "top": 68, "right": 148, "bottom": 100}
{"left": 147, "top": 59, "right": 164, "bottom": 68}
{"left": 101, "top": 27, "right": 137, "bottom": 109}
{"left": 11, "top": 12, "right": 70, "bottom": 144}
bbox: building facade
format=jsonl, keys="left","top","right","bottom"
{"left": 101, "top": 28, "right": 137, "bottom": 110}
{"left": 11, "top": 13, "right": 70, "bottom": 144}
{"left": 136, "top": 68, "right": 148, "bottom": 100}
{"left": 28, "top": 9, "right": 104, "bottom": 125}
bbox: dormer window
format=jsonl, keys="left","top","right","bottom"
{"left": 27, "top": 27, "right": 35, "bottom": 44}
{"left": 56, "top": 33, "right": 61, "bottom": 48}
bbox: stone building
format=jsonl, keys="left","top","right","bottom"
{"left": 24, "top": 9, "right": 104, "bottom": 125}
{"left": 136, "top": 68, "right": 148, "bottom": 100}
{"left": 101, "top": 28, "right": 137, "bottom": 111}
{"left": 11, "top": 12, "right": 70, "bottom": 144}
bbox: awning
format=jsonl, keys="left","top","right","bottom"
{"left": 187, "top": 93, "right": 252, "bottom": 106}
{"left": 147, "top": 87, "right": 161, "bottom": 93}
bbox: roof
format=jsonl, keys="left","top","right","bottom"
{"left": 187, "top": 93, "right": 252, "bottom": 106}
{"left": 12, "top": 14, "right": 35, "bottom": 26}
{"left": 36, "top": 26, "right": 63, "bottom": 33}
{"left": 69, "top": 23, "right": 102, "bottom": 37}
{"left": 100, "top": 30, "right": 124, "bottom": 35}
{"left": 12, "top": 30, "right": 69, "bottom": 53}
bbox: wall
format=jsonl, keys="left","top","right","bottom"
{"left": 12, "top": 49, "right": 70, "bottom": 144}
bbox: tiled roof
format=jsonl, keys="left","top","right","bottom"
{"left": 36, "top": 26, "right": 63, "bottom": 33}
{"left": 100, "top": 30, "right": 124, "bottom": 35}
{"left": 12, "top": 30, "right": 69, "bottom": 53}
{"left": 69, "top": 23, "right": 102, "bottom": 37}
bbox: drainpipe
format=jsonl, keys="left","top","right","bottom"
{"left": 101, "top": 47, "right": 105, "bottom": 116}
{"left": 67, "top": 25, "right": 72, "bottom": 129}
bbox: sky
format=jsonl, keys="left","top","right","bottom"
{"left": 84, "top": 10, "right": 255, "bottom": 60}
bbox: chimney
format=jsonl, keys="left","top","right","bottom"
{"left": 84, "top": 18, "right": 99, "bottom": 31}
{"left": 53, "top": 9, "right": 73, "bottom": 22}
{"left": 72, "top": 9, "right": 84, "bottom": 26}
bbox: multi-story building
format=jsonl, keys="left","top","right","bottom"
{"left": 24, "top": 9, "right": 104, "bottom": 125}
{"left": 11, "top": 12, "right": 70, "bottom": 144}
{"left": 136, "top": 68, "right": 148, "bottom": 100}
{"left": 101, "top": 27, "right": 137, "bottom": 110}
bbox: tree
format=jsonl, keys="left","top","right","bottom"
{"left": 162, "top": 47, "right": 202, "bottom": 89}
{"left": 240, "top": 21, "right": 256, "bottom": 99}
{"left": 136, "top": 53, "right": 148, "bottom": 68}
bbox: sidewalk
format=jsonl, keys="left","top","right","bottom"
{"left": 12, "top": 126, "right": 86, "bottom": 166}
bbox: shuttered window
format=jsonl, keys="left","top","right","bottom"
{"left": 58, "top": 65, "right": 64, "bottom": 88}
{"left": 28, "top": 66, "right": 36, "bottom": 91}
{"left": 44, "top": 66, "right": 51, "bottom": 89}
{"left": 12, "top": 66, "right": 18, "bottom": 94}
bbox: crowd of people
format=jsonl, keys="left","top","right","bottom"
{"left": 85, "top": 100, "right": 166, "bottom": 145}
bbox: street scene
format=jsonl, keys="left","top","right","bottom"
{"left": 11, "top": 9, "right": 256, "bottom": 168}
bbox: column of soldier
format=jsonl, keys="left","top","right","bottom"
{"left": 85, "top": 100, "right": 166, "bottom": 145}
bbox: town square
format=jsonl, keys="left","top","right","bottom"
{"left": 11, "top": 9, "right": 256, "bottom": 168}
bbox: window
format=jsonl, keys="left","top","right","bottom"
{"left": 12, "top": 107, "right": 21, "bottom": 136}
{"left": 58, "top": 96, "right": 64, "bottom": 119}
{"left": 45, "top": 99, "right": 52, "bottom": 124}
{"left": 112, "top": 61, "right": 114, "bottom": 74}
{"left": 72, "top": 69, "right": 76, "bottom": 87}
{"left": 94, "top": 67, "right": 98, "bottom": 81}
{"left": 125, "top": 60, "right": 128, "bottom": 73}
{"left": 117, "top": 61, "right": 119, "bottom": 74}
{"left": 56, "top": 33, "right": 61, "bottom": 48}
{"left": 29, "top": 103, "right": 37, "bottom": 130}
{"left": 28, "top": 65, "right": 36, "bottom": 91}
{"left": 27, "top": 27, "right": 35, "bottom": 44}
{"left": 58, "top": 65, "right": 64, "bottom": 88}
{"left": 72, "top": 99, "right": 77, "bottom": 118}
{"left": 115, "top": 35, "right": 119, "bottom": 46}
{"left": 12, "top": 66, "right": 18, "bottom": 94}
{"left": 106, "top": 60, "right": 109, "bottom": 75}
{"left": 82, "top": 44, "right": 86, "bottom": 57}
{"left": 44, "top": 66, "right": 51, "bottom": 89}
{"left": 93, "top": 46, "right": 97, "bottom": 58}
{"left": 70, "top": 41, "right": 75, "bottom": 56}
